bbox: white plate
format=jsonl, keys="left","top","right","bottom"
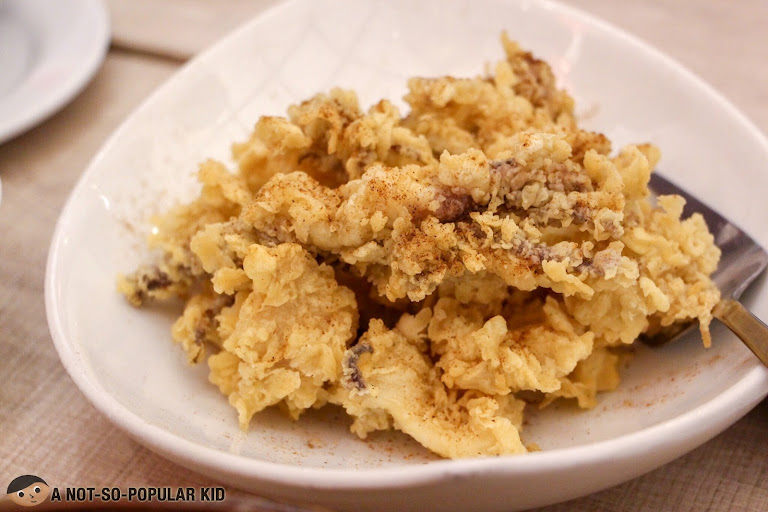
{"left": 45, "top": 0, "right": 768, "bottom": 510}
{"left": 0, "top": 0, "right": 109, "bottom": 144}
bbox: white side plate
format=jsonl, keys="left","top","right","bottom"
{"left": 0, "top": 0, "right": 109, "bottom": 144}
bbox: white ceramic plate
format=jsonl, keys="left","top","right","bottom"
{"left": 0, "top": 0, "right": 109, "bottom": 144}
{"left": 46, "top": 0, "right": 768, "bottom": 510}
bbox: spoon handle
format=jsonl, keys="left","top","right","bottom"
{"left": 714, "top": 298, "right": 768, "bottom": 366}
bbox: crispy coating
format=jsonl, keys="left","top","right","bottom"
{"left": 119, "top": 36, "right": 721, "bottom": 458}
{"left": 428, "top": 297, "right": 594, "bottom": 395}
{"left": 208, "top": 243, "right": 358, "bottom": 426}
{"left": 333, "top": 318, "right": 528, "bottom": 458}
{"left": 243, "top": 138, "right": 630, "bottom": 302}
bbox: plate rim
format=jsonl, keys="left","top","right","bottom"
{"left": 0, "top": 0, "right": 110, "bottom": 144}
{"left": 45, "top": 0, "right": 768, "bottom": 492}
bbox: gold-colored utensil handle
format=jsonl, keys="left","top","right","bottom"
{"left": 714, "top": 298, "right": 768, "bottom": 367}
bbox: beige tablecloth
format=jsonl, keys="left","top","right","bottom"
{"left": 1, "top": 1, "right": 767, "bottom": 511}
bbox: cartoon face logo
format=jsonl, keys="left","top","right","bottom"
{"left": 6, "top": 475, "right": 50, "bottom": 507}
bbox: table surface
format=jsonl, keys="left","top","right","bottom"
{"left": 1, "top": 1, "right": 767, "bottom": 511}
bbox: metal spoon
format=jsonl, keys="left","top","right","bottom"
{"left": 639, "top": 173, "right": 768, "bottom": 366}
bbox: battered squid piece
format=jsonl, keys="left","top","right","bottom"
{"left": 207, "top": 243, "right": 359, "bottom": 427}
{"left": 428, "top": 297, "right": 594, "bottom": 395}
{"left": 334, "top": 318, "right": 528, "bottom": 458}
{"left": 403, "top": 32, "right": 576, "bottom": 156}
{"left": 189, "top": 217, "right": 262, "bottom": 295}
{"left": 564, "top": 194, "right": 721, "bottom": 346}
{"left": 501, "top": 36, "right": 572, "bottom": 118}
{"left": 335, "top": 99, "right": 438, "bottom": 180}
